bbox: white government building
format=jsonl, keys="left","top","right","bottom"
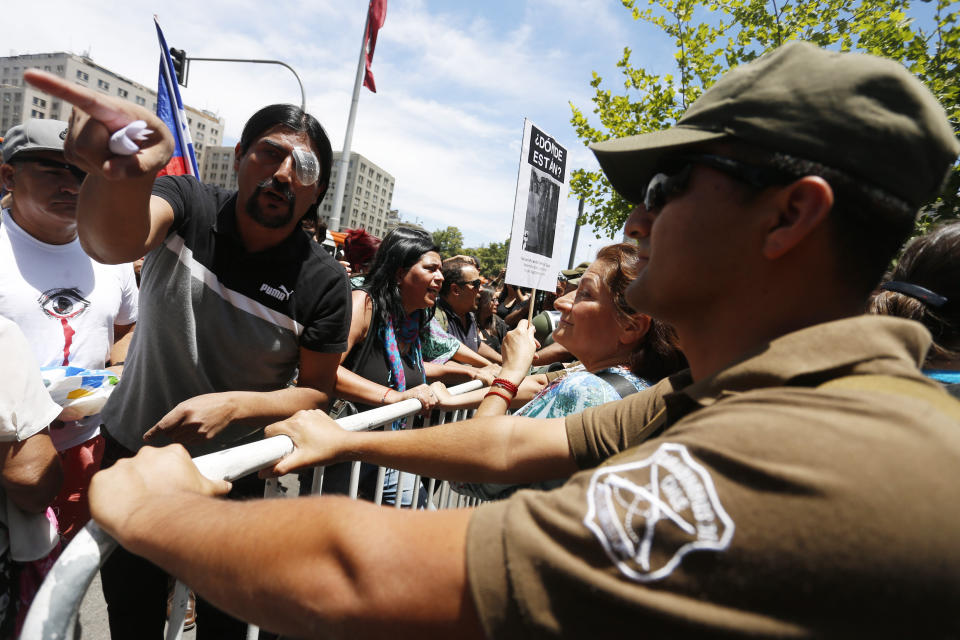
{"left": 2, "top": 52, "right": 396, "bottom": 237}
{"left": 1, "top": 52, "right": 224, "bottom": 160}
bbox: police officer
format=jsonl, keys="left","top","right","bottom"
{"left": 83, "top": 42, "right": 959, "bottom": 638}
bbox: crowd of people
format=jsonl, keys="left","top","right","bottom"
{"left": 0, "top": 39, "right": 959, "bottom": 639}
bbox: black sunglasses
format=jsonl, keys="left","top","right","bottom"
{"left": 643, "top": 153, "right": 795, "bottom": 211}
{"left": 14, "top": 157, "right": 87, "bottom": 182}
{"left": 458, "top": 278, "right": 482, "bottom": 289}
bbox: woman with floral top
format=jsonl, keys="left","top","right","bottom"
{"left": 433, "top": 243, "right": 687, "bottom": 500}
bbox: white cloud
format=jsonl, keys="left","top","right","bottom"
{"left": 4, "top": 0, "right": 638, "bottom": 251}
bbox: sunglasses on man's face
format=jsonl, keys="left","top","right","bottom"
{"left": 459, "top": 279, "right": 482, "bottom": 289}
{"left": 643, "top": 153, "right": 795, "bottom": 212}
{"left": 15, "top": 157, "right": 87, "bottom": 182}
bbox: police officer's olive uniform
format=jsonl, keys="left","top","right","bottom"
{"left": 466, "top": 316, "right": 960, "bottom": 637}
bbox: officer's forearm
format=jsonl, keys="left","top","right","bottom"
{"left": 347, "top": 414, "right": 575, "bottom": 483}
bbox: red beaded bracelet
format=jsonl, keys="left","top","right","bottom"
{"left": 484, "top": 389, "right": 513, "bottom": 403}
{"left": 491, "top": 378, "right": 519, "bottom": 394}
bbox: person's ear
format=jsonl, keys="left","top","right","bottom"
{"left": 762, "top": 176, "right": 834, "bottom": 260}
{"left": 234, "top": 143, "right": 244, "bottom": 173}
{"left": 0, "top": 163, "right": 16, "bottom": 191}
{"left": 619, "top": 312, "right": 652, "bottom": 346}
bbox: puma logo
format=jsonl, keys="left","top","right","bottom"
{"left": 260, "top": 283, "right": 293, "bottom": 301}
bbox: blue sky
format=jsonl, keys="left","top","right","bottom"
{"left": 7, "top": 1, "right": 944, "bottom": 265}
{"left": 5, "top": 0, "right": 674, "bottom": 264}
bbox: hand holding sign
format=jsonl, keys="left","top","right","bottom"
{"left": 23, "top": 69, "right": 173, "bottom": 180}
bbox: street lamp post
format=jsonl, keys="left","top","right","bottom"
{"left": 176, "top": 55, "right": 306, "bottom": 112}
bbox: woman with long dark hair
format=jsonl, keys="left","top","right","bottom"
{"left": 477, "top": 286, "right": 508, "bottom": 353}
{"left": 327, "top": 227, "right": 444, "bottom": 504}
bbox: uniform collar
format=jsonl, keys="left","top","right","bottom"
{"left": 675, "top": 315, "right": 931, "bottom": 410}
{"left": 211, "top": 193, "right": 307, "bottom": 258}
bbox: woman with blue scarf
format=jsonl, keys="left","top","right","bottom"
{"left": 325, "top": 227, "right": 445, "bottom": 505}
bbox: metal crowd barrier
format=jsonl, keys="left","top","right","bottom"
{"left": 22, "top": 380, "right": 483, "bottom": 640}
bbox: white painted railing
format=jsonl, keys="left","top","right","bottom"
{"left": 22, "top": 380, "right": 483, "bottom": 640}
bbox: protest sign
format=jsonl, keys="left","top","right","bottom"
{"left": 505, "top": 119, "right": 569, "bottom": 292}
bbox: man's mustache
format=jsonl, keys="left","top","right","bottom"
{"left": 256, "top": 178, "right": 295, "bottom": 203}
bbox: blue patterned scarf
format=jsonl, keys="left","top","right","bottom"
{"left": 381, "top": 310, "right": 424, "bottom": 429}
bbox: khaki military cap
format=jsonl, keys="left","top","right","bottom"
{"left": 591, "top": 41, "right": 960, "bottom": 209}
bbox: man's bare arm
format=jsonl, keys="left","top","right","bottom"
{"left": 90, "top": 446, "right": 484, "bottom": 640}
{"left": 24, "top": 70, "right": 176, "bottom": 263}
{"left": 264, "top": 408, "right": 575, "bottom": 483}
{"left": 1, "top": 432, "right": 62, "bottom": 513}
{"left": 451, "top": 342, "right": 492, "bottom": 367}
{"left": 143, "top": 349, "right": 340, "bottom": 444}
{"left": 106, "top": 322, "right": 135, "bottom": 373}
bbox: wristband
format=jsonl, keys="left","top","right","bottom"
{"left": 381, "top": 388, "right": 392, "bottom": 404}
{"left": 491, "top": 378, "right": 519, "bottom": 394}
{"left": 484, "top": 389, "right": 512, "bottom": 404}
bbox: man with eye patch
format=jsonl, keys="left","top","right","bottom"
{"left": 23, "top": 72, "right": 352, "bottom": 639}
{"left": 0, "top": 119, "right": 138, "bottom": 545}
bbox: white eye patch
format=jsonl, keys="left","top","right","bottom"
{"left": 292, "top": 147, "right": 320, "bottom": 186}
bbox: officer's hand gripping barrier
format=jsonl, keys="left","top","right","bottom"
{"left": 22, "top": 379, "right": 483, "bottom": 640}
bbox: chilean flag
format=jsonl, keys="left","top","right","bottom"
{"left": 362, "top": 0, "right": 387, "bottom": 92}
{"left": 154, "top": 18, "right": 199, "bottom": 177}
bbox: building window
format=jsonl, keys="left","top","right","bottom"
{"left": 57, "top": 65, "right": 65, "bottom": 73}
{"left": 97, "top": 79, "right": 110, "bottom": 90}
{"left": 76, "top": 70, "right": 89, "bottom": 82}
{"left": 30, "top": 109, "right": 45, "bottom": 118}
{"left": 135, "top": 96, "right": 146, "bottom": 106}
{"left": 32, "top": 97, "right": 46, "bottom": 107}
{"left": 117, "top": 88, "right": 128, "bottom": 98}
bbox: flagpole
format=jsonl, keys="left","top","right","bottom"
{"left": 328, "top": 11, "right": 371, "bottom": 233}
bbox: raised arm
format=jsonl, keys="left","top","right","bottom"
{"left": 430, "top": 320, "right": 547, "bottom": 411}
{"left": 23, "top": 70, "right": 176, "bottom": 264}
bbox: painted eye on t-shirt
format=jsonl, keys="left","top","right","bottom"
{"left": 38, "top": 287, "right": 90, "bottom": 320}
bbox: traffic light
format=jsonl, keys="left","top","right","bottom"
{"left": 170, "top": 48, "right": 188, "bottom": 86}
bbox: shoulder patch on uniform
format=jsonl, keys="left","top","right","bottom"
{"left": 584, "top": 442, "right": 734, "bottom": 582}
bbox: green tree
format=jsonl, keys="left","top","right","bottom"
{"left": 464, "top": 239, "right": 511, "bottom": 277}
{"left": 432, "top": 226, "right": 464, "bottom": 257}
{"left": 569, "top": 0, "right": 960, "bottom": 237}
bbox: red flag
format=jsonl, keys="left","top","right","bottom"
{"left": 363, "top": 0, "right": 387, "bottom": 92}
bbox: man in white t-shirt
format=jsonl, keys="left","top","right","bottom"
{"left": 0, "top": 315, "right": 63, "bottom": 636}
{"left": 0, "top": 119, "right": 137, "bottom": 540}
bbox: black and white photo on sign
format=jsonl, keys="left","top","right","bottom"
{"left": 522, "top": 168, "right": 560, "bottom": 258}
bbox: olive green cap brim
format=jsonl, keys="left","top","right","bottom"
{"left": 589, "top": 41, "right": 960, "bottom": 210}
{"left": 590, "top": 127, "right": 730, "bottom": 205}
